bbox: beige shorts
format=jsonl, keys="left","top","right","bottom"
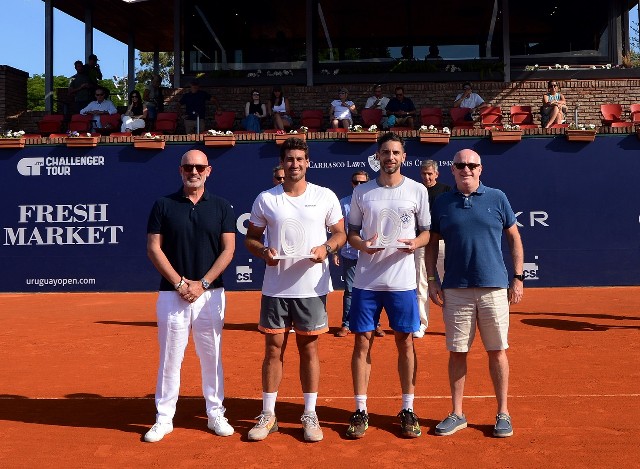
{"left": 442, "top": 288, "right": 509, "bottom": 352}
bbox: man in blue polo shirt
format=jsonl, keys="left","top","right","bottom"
{"left": 426, "top": 148, "right": 524, "bottom": 439}
{"left": 144, "top": 149, "right": 236, "bottom": 443}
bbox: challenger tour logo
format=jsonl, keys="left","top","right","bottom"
{"left": 17, "top": 155, "right": 105, "bottom": 176}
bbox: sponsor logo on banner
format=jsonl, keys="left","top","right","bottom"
{"left": 3, "top": 203, "right": 124, "bottom": 246}
{"left": 236, "top": 265, "right": 253, "bottom": 283}
{"left": 17, "top": 155, "right": 105, "bottom": 177}
{"left": 515, "top": 211, "right": 549, "bottom": 227}
{"left": 367, "top": 154, "right": 380, "bottom": 172}
{"left": 523, "top": 256, "right": 540, "bottom": 280}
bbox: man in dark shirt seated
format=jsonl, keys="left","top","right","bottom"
{"left": 385, "top": 86, "right": 417, "bottom": 129}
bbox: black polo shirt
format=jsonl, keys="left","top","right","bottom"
{"left": 427, "top": 181, "right": 452, "bottom": 210}
{"left": 147, "top": 188, "right": 236, "bottom": 291}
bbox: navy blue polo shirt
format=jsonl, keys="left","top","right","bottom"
{"left": 431, "top": 183, "right": 516, "bottom": 289}
{"left": 385, "top": 96, "right": 416, "bottom": 114}
{"left": 147, "top": 188, "right": 236, "bottom": 291}
{"left": 179, "top": 90, "right": 211, "bottom": 119}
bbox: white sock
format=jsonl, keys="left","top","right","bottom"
{"left": 262, "top": 391, "right": 277, "bottom": 414}
{"left": 355, "top": 394, "right": 367, "bottom": 412}
{"left": 402, "top": 393, "right": 414, "bottom": 411}
{"left": 303, "top": 392, "right": 318, "bottom": 413}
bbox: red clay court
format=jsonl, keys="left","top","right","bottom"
{"left": 0, "top": 287, "right": 638, "bottom": 468}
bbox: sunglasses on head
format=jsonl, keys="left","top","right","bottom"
{"left": 181, "top": 164, "right": 209, "bottom": 173}
{"left": 453, "top": 162, "right": 481, "bottom": 170}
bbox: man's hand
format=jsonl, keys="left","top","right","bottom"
{"left": 178, "top": 279, "right": 205, "bottom": 303}
{"left": 508, "top": 279, "right": 524, "bottom": 304}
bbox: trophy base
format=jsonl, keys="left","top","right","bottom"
{"left": 273, "top": 254, "right": 316, "bottom": 260}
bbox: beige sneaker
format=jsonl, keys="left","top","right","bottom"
{"left": 247, "top": 411, "right": 278, "bottom": 441}
{"left": 301, "top": 411, "right": 323, "bottom": 442}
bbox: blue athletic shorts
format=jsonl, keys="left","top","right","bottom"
{"left": 349, "top": 288, "right": 419, "bottom": 333}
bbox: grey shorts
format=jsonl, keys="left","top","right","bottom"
{"left": 259, "top": 295, "right": 329, "bottom": 335}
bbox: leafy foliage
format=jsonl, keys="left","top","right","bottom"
{"left": 136, "top": 52, "right": 175, "bottom": 87}
{"left": 27, "top": 74, "right": 72, "bottom": 111}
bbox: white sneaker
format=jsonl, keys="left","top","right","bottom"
{"left": 144, "top": 422, "right": 173, "bottom": 442}
{"left": 208, "top": 413, "right": 234, "bottom": 437}
{"left": 412, "top": 324, "right": 427, "bottom": 339}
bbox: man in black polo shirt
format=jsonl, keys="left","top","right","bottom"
{"left": 144, "top": 149, "right": 236, "bottom": 443}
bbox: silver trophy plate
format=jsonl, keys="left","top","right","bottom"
{"left": 369, "top": 208, "right": 410, "bottom": 249}
{"left": 272, "top": 218, "right": 316, "bottom": 259}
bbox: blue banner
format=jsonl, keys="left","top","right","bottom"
{"left": 1, "top": 134, "right": 639, "bottom": 292}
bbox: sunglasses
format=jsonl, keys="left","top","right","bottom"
{"left": 181, "top": 164, "right": 209, "bottom": 173}
{"left": 550, "top": 84, "right": 558, "bottom": 87}
{"left": 453, "top": 162, "right": 481, "bottom": 170}
{"left": 95, "top": 93, "right": 104, "bottom": 97}
{"left": 275, "top": 176, "right": 285, "bottom": 181}
{"left": 352, "top": 180, "right": 366, "bottom": 185}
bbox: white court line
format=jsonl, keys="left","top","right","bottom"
{"left": 2, "top": 393, "right": 639, "bottom": 400}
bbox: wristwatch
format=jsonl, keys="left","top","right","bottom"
{"left": 201, "top": 278, "right": 210, "bottom": 289}
{"left": 513, "top": 274, "right": 525, "bottom": 282}
{"left": 323, "top": 243, "right": 333, "bottom": 254}
{"left": 174, "top": 277, "right": 186, "bottom": 290}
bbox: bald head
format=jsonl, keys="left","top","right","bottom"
{"left": 180, "top": 149, "right": 211, "bottom": 191}
{"left": 453, "top": 149, "right": 481, "bottom": 164}
{"left": 452, "top": 148, "right": 482, "bottom": 193}
{"left": 181, "top": 149, "right": 209, "bottom": 166}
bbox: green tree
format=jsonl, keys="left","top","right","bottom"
{"left": 27, "top": 74, "right": 72, "bottom": 111}
{"left": 136, "top": 52, "right": 175, "bottom": 87}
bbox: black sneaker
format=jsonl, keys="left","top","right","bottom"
{"left": 346, "top": 409, "right": 369, "bottom": 439}
{"left": 398, "top": 408, "right": 422, "bottom": 438}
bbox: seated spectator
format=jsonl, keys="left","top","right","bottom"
{"left": 68, "top": 60, "right": 92, "bottom": 115}
{"left": 143, "top": 73, "right": 165, "bottom": 122}
{"left": 364, "top": 84, "right": 390, "bottom": 128}
{"left": 80, "top": 86, "right": 117, "bottom": 129}
{"left": 179, "top": 79, "right": 219, "bottom": 134}
{"left": 453, "top": 82, "right": 488, "bottom": 121}
{"left": 121, "top": 90, "right": 148, "bottom": 133}
{"left": 268, "top": 85, "right": 293, "bottom": 131}
{"left": 330, "top": 88, "right": 356, "bottom": 129}
{"left": 426, "top": 45, "right": 442, "bottom": 60}
{"left": 241, "top": 89, "right": 268, "bottom": 133}
{"left": 541, "top": 80, "right": 567, "bottom": 128}
{"left": 385, "top": 86, "right": 417, "bottom": 128}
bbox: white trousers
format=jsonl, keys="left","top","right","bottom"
{"left": 121, "top": 115, "right": 146, "bottom": 132}
{"left": 414, "top": 240, "right": 446, "bottom": 329}
{"left": 154, "top": 288, "right": 226, "bottom": 424}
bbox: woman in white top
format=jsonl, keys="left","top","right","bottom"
{"left": 121, "top": 90, "right": 147, "bottom": 133}
{"left": 330, "top": 88, "right": 356, "bottom": 129}
{"left": 268, "top": 85, "right": 293, "bottom": 130}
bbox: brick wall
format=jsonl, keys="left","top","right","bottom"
{"left": 184, "top": 79, "right": 640, "bottom": 130}
{"left": 6, "top": 77, "right": 640, "bottom": 132}
{"left": 0, "top": 65, "right": 29, "bottom": 130}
